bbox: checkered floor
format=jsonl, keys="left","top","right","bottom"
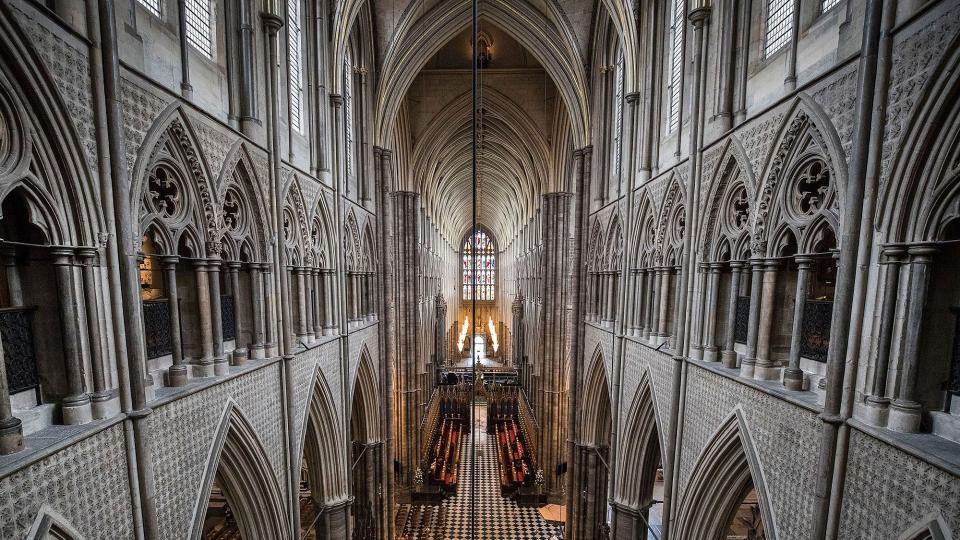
{"left": 398, "top": 403, "right": 563, "bottom": 539}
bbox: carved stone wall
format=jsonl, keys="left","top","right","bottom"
{"left": 0, "top": 423, "right": 133, "bottom": 539}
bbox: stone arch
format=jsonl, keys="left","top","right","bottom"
{"left": 281, "top": 173, "right": 311, "bottom": 259}
{"left": 880, "top": 33, "right": 960, "bottom": 244}
{"left": 218, "top": 141, "right": 270, "bottom": 261}
{"left": 0, "top": 35, "right": 101, "bottom": 246}
{"left": 629, "top": 190, "right": 657, "bottom": 266}
{"left": 132, "top": 105, "right": 219, "bottom": 256}
{"left": 311, "top": 193, "right": 336, "bottom": 268}
{"left": 25, "top": 506, "right": 84, "bottom": 540}
{"left": 351, "top": 345, "right": 381, "bottom": 443}
{"left": 605, "top": 213, "right": 624, "bottom": 271}
{"left": 299, "top": 366, "right": 350, "bottom": 506}
{"left": 189, "top": 401, "right": 287, "bottom": 540}
{"left": 343, "top": 209, "right": 362, "bottom": 272}
{"left": 655, "top": 173, "right": 686, "bottom": 265}
{"left": 613, "top": 370, "right": 665, "bottom": 510}
{"left": 674, "top": 408, "right": 778, "bottom": 540}
{"left": 699, "top": 138, "right": 755, "bottom": 260}
{"left": 898, "top": 511, "right": 955, "bottom": 540}
{"left": 752, "top": 95, "right": 846, "bottom": 257}
{"left": 580, "top": 344, "right": 611, "bottom": 447}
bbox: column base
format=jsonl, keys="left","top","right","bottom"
{"left": 753, "top": 363, "right": 782, "bottom": 381}
{"left": 690, "top": 346, "right": 704, "bottom": 360}
{"left": 888, "top": 400, "right": 923, "bottom": 433}
{"left": 191, "top": 360, "right": 216, "bottom": 378}
{"left": 61, "top": 394, "right": 93, "bottom": 425}
{"left": 861, "top": 396, "right": 890, "bottom": 427}
{"left": 782, "top": 368, "right": 805, "bottom": 391}
{"left": 213, "top": 357, "right": 230, "bottom": 376}
{"left": 721, "top": 349, "right": 738, "bottom": 368}
{"left": 702, "top": 347, "right": 719, "bottom": 362}
{"left": 266, "top": 342, "right": 279, "bottom": 357}
{"left": 91, "top": 390, "right": 121, "bottom": 420}
{"left": 324, "top": 327, "right": 338, "bottom": 336}
{"left": 231, "top": 348, "right": 249, "bottom": 366}
{"left": 0, "top": 417, "right": 24, "bottom": 455}
{"left": 168, "top": 364, "right": 189, "bottom": 386}
{"left": 651, "top": 335, "right": 668, "bottom": 348}
{"left": 739, "top": 358, "right": 756, "bottom": 378}
{"left": 249, "top": 343, "right": 265, "bottom": 360}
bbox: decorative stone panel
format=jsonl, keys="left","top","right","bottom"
{"left": 678, "top": 365, "right": 821, "bottom": 539}
{"left": 291, "top": 340, "right": 343, "bottom": 453}
{"left": 121, "top": 77, "right": 174, "bottom": 174}
{"left": 0, "top": 424, "right": 134, "bottom": 539}
{"left": 583, "top": 323, "right": 614, "bottom": 385}
{"left": 190, "top": 112, "right": 237, "bottom": 180}
{"left": 839, "top": 429, "right": 960, "bottom": 538}
{"left": 621, "top": 340, "right": 672, "bottom": 440}
{"left": 811, "top": 65, "right": 858, "bottom": 163}
{"left": 149, "top": 363, "right": 285, "bottom": 540}
{"left": 348, "top": 324, "right": 380, "bottom": 396}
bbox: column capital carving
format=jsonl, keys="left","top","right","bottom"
{"left": 260, "top": 12, "right": 284, "bottom": 33}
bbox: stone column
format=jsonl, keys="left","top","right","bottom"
{"left": 311, "top": 269, "right": 324, "bottom": 338}
{"left": 208, "top": 259, "right": 227, "bottom": 376}
{"left": 76, "top": 248, "right": 111, "bottom": 412}
{"left": 175, "top": 0, "right": 192, "bottom": 98}
{"left": 864, "top": 246, "right": 907, "bottom": 421}
{"left": 722, "top": 262, "right": 744, "bottom": 368}
{"left": 304, "top": 267, "right": 316, "bottom": 342}
{"left": 784, "top": 256, "right": 813, "bottom": 390}
{"left": 889, "top": 244, "right": 937, "bottom": 433}
{"left": 703, "top": 263, "right": 723, "bottom": 362}
{"left": 248, "top": 263, "right": 266, "bottom": 359}
{"left": 323, "top": 269, "right": 336, "bottom": 335}
{"left": 226, "top": 262, "right": 247, "bottom": 365}
{"left": 0, "top": 331, "right": 23, "bottom": 454}
{"left": 646, "top": 268, "right": 660, "bottom": 341}
{"left": 754, "top": 259, "right": 782, "bottom": 380}
{"left": 163, "top": 256, "right": 188, "bottom": 386}
{"left": 193, "top": 260, "right": 215, "bottom": 377}
{"left": 741, "top": 259, "right": 764, "bottom": 378}
{"left": 263, "top": 266, "right": 277, "bottom": 356}
{"left": 691, "top": 264, "right": 709, "bottom": 360}
{"left": 3, "top": 249, "right": 23, "bottom": 306}
{"left": 295, "top": 267, "right": 309, "bottom": 341}
{"left": 656, "top": 268, "right": 672, "bottom": 344}
{"left": 51, "top": 248, "right": 92, "bottom": 424}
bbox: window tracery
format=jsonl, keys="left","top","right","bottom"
{"left": 462, "top": 229, "right": 496, "bottom": 302}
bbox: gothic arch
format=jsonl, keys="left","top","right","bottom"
{"left": 299, "top": 366, "right": 350, "bottom": 505}
{"left": 752, "top": 95, "right": 846, "bottom": 257}
{"left": 656, "top": 175, "right": 686, "bottom": 266}
{"left": 343, "top": 209, "right": 362, "bottom": 272}
{"left": 580, "top": 345, "right": 612, "bottom": 447}
{"left": 25, "top": 506, "right": 84, "bottom": 540}
{"left": 613, "top": 370, "right": 665, "bottom": 510}
{"left": 0, "top": 10, "right": 103, "bottom": 246}
{"left": 898, "top": 512, "right": 955, "bottom": 540}
{"left": 133, "top": 106, "right": 220, "bottom": 257}
{"left": 351, "top": 346, "right": 381, "bottom": 444}
{"left": 311, "top": 193, "right": 336, "bottom": 268}
{"left": 218, "top": 141, "right": 269, "bottom": 261}
{"left": 699, "top": 138, "right": 755, "bottom": 260}
{"left": 189, "top": 401, "right": 287, "bottom": 540}
{"left": 674, "top": 408, "right": 778, "bottom": 540}
{"left": 605, "top": 213, "right": 624, "bottom": 271}
{"left": 630, "top": 191, "right": 657, "bottom": 267}
{"left": 880, "top": 34, "right": 960, "bottom": 243}
{"left": 281, "top": 173, "right": 311, "bottom": 262}
{"left": 587, "top": 218, "right": 606, "bottom": 272}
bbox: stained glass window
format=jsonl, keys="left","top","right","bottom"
{"left": 611, "top": 48, "right": 625, "bottom": 180}
{"left": 288, "top": 0, "right": 306, "bottom": 133}
{"left": 667, "top": 0, "right": 685, "bottom": 133}
{"left": 344, "top": 52, "right": 355, "bottom": 183}
{"left": 462, "top": 229, "right": 496, "bottom": 301}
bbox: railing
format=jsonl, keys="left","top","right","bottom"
{"left": 800, "top": 300, "right": 833, "bottom": 363}
{"left": 734, "top": 296, "right": 750, "bottom": 344}
{"left": 0, "top": 306, "right": 39, "bottom": 394}
{"left": 143, "top": 299, "right": 173, "bottom": 359}
{"left": 221, "top": 294, "right": 236, "bottom": 341}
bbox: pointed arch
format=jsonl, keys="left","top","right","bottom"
{"left": 580, "top": 344, "right": 612, "bottom": 447}
{"left": 674, "top": 408, "right": 778, "bottom": 540}
{"left": 656, "top": 174, "right": 686, "bottom": 266}
{"left": 25, "top": 506, "right": 84, "bottom": 540}
{"left": 299, "top": 366, "right": 350, "bottom": 505}
{"left": 880, "top": 32, "right": 960, "bottom": 243}
{"left": 752, "top": 95, "right": 846, "bottom": 256}
{"left": 898, "top": 511, "right": 955, "bottom": 540}
{"left": 613, "top": 370, "right": 665, "bottom": 510}
{"left": 351, "top": 345, "right": 381, "bottom": 444}
{"left": 699, "top": 138, "right": 755, "bottom": 260}
{"left": 189, "top": 401, "right": 286, "bottom": 540}
{"left": 218, "top": 141, "right": 270, "bottom": 261}
{"left": 605, "top": 213, "right": 624, "bottom": 271}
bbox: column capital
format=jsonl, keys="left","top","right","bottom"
{"left": 689, "top": 6, "right": 712, "bottom": 26}
{"left": 226, "top": 261, "right": 243, "bottom": 271}
{"left": 625, "top": 91, "right": 641, "bottom": 105}
{"left": 907, "top": 242, "right": 938, "bottom": 261}
{"left": 728, "top": 260, "right": 746, "bottom": 270}
{"left": 793, "top": 254, "right": 816, "bottom": 267}
{"left": 159, "top": 255, "right": 180, "bottom": 269}
{"left": 880, "top": 243, "right": 908, "bottom": 262}
{"left": 49, "top": 247, "right": 76, "bottom": 265}
{"left": 329, "top": 94, "right": 344, "bottom": 107}
{"left": 708, "top": 262, "right": 725, "bottom": 271}
{"left": 260, "top": 12, "right": 283, "bottom": 34}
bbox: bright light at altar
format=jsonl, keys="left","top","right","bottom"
{"left": 488, "top": 317, "right": 498, "bottom": 353}
{"left": 457, "top": 316, "right": 469, "bottom": 353}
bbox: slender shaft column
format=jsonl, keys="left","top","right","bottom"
{"left": 176, "top": 0, "right": 192, "bottom": 98}
{"left": 51, "top": 248, "right": 92, "bottom": 424}
{"left": 237, "top": 0, "right": 257, "bottom": 135}
{"left": 226, "top": 262, "right": 247, "bottom": 365}
{"left": 657, "top": 268, "right": 672, "bottom": 342}
{"left": 162, "top": 256, "right": 187, "bottom": 386}
{"left": 209, "top": 259, "right": 227, "bottom": 376}
{"left": 691, "top": 264, "right": 709, "bottom": 360}
{"left": 76, "top": 248, "right": 110, "bottom": 406}
{"left": 323, "top": 270, "right": 336, "bottom": 334}
{"left": 0, "top": 331, "right": 23, "bottom": 453}
{"left": 889, "top": 244, "right": 937, "bottom": 433}
{"left": 784, "top": 0, "right": 801, "bottom": 91}
{"left": 295, "top": 267, "right": 308, "bottom": 340}
{"left": 646, "top": 269, "right": 661, "bottom": 341}
{"left": 734, "top": 0, "right": 751, "bottom": 124}
{"left": 741, "top": 259, "right": 764, "bottom": 377}
{"left": 3, "top": 249, "right": 23, "bottom": 306}
{"left": 754, "top": 259, "right": 782, "bottom": 380}
{"left": 703, "top": 263, "right": 722, "bottom": 361}
{"left": 248, "top": 263, "right": 266, "bottom": 359}
{"left": 784, "top": 256, "right": 813, "bottom": 390}
{"left": 304, "top": 267, "right": 315, "bottom": 342}
{"left": 193, "top": 260, "right": 215, "bottom": 377}
{"left": 722, "top": 262, "right": 744, "bottom": 368}
{"left": 311, "top": 270, "right": 323, "bottom": 337}
{"left": 263, "top": 267, "right": 277, "bottom": 355}
{"left": 865, "top": 246, "right": 907, "bottom": 417}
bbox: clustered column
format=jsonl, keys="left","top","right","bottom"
{"left": 51, "top": 248, "right": 92, "bottom": 425}
{"left": 163, "top": 256, "right": 188, "bottom": 386}
{"left": 783, "top": 256, "right": 813, "bottom": 390}
{"left": 721, "top": 261, "right": 744, "bottom": 368}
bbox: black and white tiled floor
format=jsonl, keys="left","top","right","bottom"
{"left": 398, "top": 403, "right": 563, "bottom": 539}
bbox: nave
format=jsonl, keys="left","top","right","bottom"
{"left": 397, "top": 402, "right": 563, "bottom": 540}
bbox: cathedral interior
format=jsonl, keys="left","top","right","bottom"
{"left": 0, "top": 0, "right": 959, "bottom": 538}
